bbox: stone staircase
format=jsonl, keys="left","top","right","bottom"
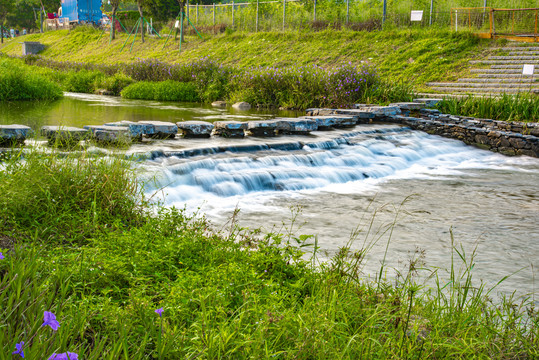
{"left": 424, "top": 45, "right": 539, "bottom": 96}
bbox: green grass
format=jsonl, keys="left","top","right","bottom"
{"left": 0, "top": 149, "right": 538, "bottom": 358}
{"left": 436, "top": 94, "right": 539, "bottom": 122}
{"left": 121, "top": 80, "right": 201, "bottom": 102}
{"left": 0, "top": 57, "right": 62, "bottom": 101}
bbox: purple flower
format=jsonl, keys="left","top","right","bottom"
{"left": 0, "top": 252, "right": 4, "bottom": 260}
{"left": 155, "top": 307, "right": 164, "bottom": 317}
{"left": 48, "top": 352, "right": 78, "bottom": 360}
{"left": 12, "top": 341, "right": 24, "bottom": 358}
{"left": 42, "top": 311, "right": 60, "bottom": 331}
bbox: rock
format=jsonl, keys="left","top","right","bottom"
{"left": 40, "top": 126, "right": 88, "bottom": 146}
{"left": 232, "top": 102, "right": 251, "bottom": 110}
{"left": 389, "top": 102, "right": 426, "bottom": 111}
{"left": 413, "top": 98, "right": 443, "bottom": 107}
{"left": 0, "top": 125, "right": 34, "bottom": 146}
{"left": 138, "top": 121, "right": 178, "bottom": 139}
{"left": 276, "top": 118, "right": 318, "bottom": 134}
{"left": 96, "top": 89, "right": 114, "bottom": 96}
{"left": 83, "top": 125, "right": 132, "bottom": 144}
{"left": 176, "top": 121, "right": 214, "bottom": 138}
{"left": 247, "top": 120, "right": 280, "bottom": 137}
{"left": 211, "top": 101, "right": 227, "bottom": 108}
{"left": 213, "top": 121, "right": 248, "bottom": 138}
{"left": 105, "top": 121, "right": 152, "bottom": 139}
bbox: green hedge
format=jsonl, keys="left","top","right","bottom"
{"left": 121, "top": 80, "right": 200, "bottom": 102}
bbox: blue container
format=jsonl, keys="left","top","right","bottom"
{"left": 61, "top": 0, "right": 102, "bottom": 24}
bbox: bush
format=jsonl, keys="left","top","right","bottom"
{"left": 63, "top": 69, "right": 105, "bottom": 93}
{"left": 96, "top": 72, "right": 135, "bottom": 96}
{"left": 0, "top": 58, "right": 62, "bottom": 101}
{"left": 121, "top": 80, "right": 200, "bottom": 102}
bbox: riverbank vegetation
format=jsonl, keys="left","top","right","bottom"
{"left": 436, "top": 94, "right": 539, "bottom": 123}
{"left": 1, "top": 149, "right": 538, "bottom": 358}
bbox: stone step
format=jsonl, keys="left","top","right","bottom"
{"left": 470, "top": 68, "right": 539, "bottom": 74}
{"left": 470, "top": 59, "right": 539, "bottom": 65}
{"left": 105, "top": 121, "right": 153, "bottom": 138}
{"left": 299, "top": 115, "right": 356, "bottom": 129}
{"left": 499, "top": 46, "right": 539, "bottom": 51}
{"left": 275, "top": 118, "right": 318, "bottom": 134}
{"left": 415, "top": 93, "right": 501, "bottom": 99}
{"left": 40, "top": 126, "right": 88, "bottom": 145}
{"left": 83, "top": 125, "right": 132, "bottom": 143}
{"left": 213, "top": 121, "right": 248, "bottom": 138}
{"left": 475, "top": 73, "right": 539, "bottom": 78}
{"left": 508, "top": 51, "right": 539, "bottom": 56}
{"left": 488, "top": 56, "right": 539, "bottom": 60}
{"left": 138, "top": 121, "right": 178, "bottom": 139}
{"left": 246, "top": 120, "right": 280, "bottom": 137}
{"left": 0, "top": 125, "right": 33, "bottom": 146}
{"left": 457, "top": 78, "right": 539, "bottom": 84}
{"left": 427, "top": 82, "right": 539, "bottom": 89}
{"left": 428, "top": 86, "right": 536, "bottom": 94}
{"left": 490, "top": 64, "right": 539, "bottom": 69}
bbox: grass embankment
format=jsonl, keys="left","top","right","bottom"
{"left": 0, "top": 27, "right": 488, "bottom": 87}
{"left": 1, "top": 150, "right": 538, "bottom": 358}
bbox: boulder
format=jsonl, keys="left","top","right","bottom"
{"left": 177, "top": 121, "right": 214, "bottom": 138}
{"left": 232, "top": 102, "right": 252, "bottom": 110}
{"left": 138, "top": 121, "right": 178, "bottom": 139}
{"left": 0, "top": 125, "right": 34, "bottom": 146}
{"left": 211, "top": 101, "right": 227, "bottom": 108}
{"left": 213, "top": 121, "right": 248, "bottom": 138}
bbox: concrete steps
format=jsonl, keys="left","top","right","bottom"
{"left": 426, "top": 45, "right": 539, "bottom": 96}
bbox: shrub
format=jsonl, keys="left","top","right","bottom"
{"left": 121, "top": 80, "right": 200, "bottom": 102}
{"left": 63, "top": 69, "right": 105, "bottom": 93}
{"left": 96, "top": 72, "right": 135, "bottom": 96}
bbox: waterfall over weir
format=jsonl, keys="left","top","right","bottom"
{"left": 143, "top": 125, "right": 487, "bottom": 204}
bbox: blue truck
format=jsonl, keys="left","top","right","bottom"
{"left": 60, "top": 0, "right": 103, "bottom": 25}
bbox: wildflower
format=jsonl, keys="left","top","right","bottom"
{"left": 48, "top": 352, "right": 78, "bottom": 360}
{"left": 42, "top": 311, "right": 60, "bottom": 331}
{"left": 155, "top": 307, "right": 164, "bottom": 317}
{"left": 12, "top": 341, "right": 24, "bottom": 358}
{"left": 0, "top": 252, "right": 4, "bottom": 260}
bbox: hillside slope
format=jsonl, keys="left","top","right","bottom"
{"left": 1, "top": 27, "right": 496, "bottom": 88}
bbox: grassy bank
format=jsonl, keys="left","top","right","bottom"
{"left": 0, "top": 27, "right": 489, "bottom": 87}
{"left": 0, "top": 150, "right": 538, "bottom": 358}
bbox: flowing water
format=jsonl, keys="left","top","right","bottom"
{"left": 3, "top": 93, "right": 539, "bottom": 300}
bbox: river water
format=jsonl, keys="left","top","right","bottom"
{"left": 3, "top": 93, "right": 539, "bottom": 300}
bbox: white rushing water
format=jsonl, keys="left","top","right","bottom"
{"left": 141, "top": 124, "right": 539, "bottom": 300}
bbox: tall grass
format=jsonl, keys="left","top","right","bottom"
{"left": 0, "top": 57, "right": 62, "bottom": 101}
{"left": 436, "top": 94, "right": 539, "bottom": 122}
{"left": 121, "top": 80, "right": 201, "bottom": 102}
{"left": 0, "top": 150, "right": 537, "bottom": 358}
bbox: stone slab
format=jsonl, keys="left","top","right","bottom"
{"left": 247, "top": 120, "right": 280, "bottom": 137}
{"left": 232, "top": 102, "right": 252, "bottom": 110}
{"left": 40, "top": 126, "right": 88, "bottom": 145}
{"left": 413, "top": 98, "right": 443, "bottom": 107}
{"left": 213, "top": 121, "right": 248, "bottom": 138}
{"left": 83, "top": 125, "right": 132, "bottom": 143}
{"left": 177, "top": 121, "right": 214, "bottom": 138}
{"left": 302, "top": 115, "right": 357, "bottom": 129}
{"left": 138, "top": 121, "right": 178, "bottom": 139}
{"left": 276, "top": 118, "right": 318, "bottom": 134}
{"left": 105, "top": 121, "right": 152, "bottom": 138}
{"left": 0, "top": 125, "right": 34, "bottom": 145}
{"left": 389, "top": 102, "right": 426, "bottom": 111}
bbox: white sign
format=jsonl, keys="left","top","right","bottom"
{"left": 522, "top": 64, "right": 535, "bottom": 76}
{"left": 175, "top": 20, "right": 180, "bottom": 28}
{"left": 411, "top": 10, "right": 423, "bottom": 22}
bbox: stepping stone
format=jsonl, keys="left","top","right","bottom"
{"left": 105, "top": 121, "right": 152, "bottom": 139}
{"left": 0, "top": 125, "right": 33, "bottom": 146}
{"left": 40, "top": 126, "right": 88, "bottom": 146}
{"left": 176, "top": 121, "right": 214, "bottom": 138}
{"left": 276, "top": 118, "right": 318, "bottom": 134}
{"left": 301, "top": 115, "right": 356, "bottom": 129}
{"left": 336, "top": 105, "right": 402, "bottom": 119}
{"left": 138, "top": 121, "right": 178, "bottom": 139}
{"left": 83, "top": 125, "right": 132, "bottom": 144}
{"left": 213, "top": 121, "right": 248, "bottom": 138}
{"left": 247, "top": 120, "right": 280, "bottom": 137}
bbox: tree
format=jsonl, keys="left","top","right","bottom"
{"left": 0, "top": 0, "right": 15, "bottom": 43}
{"left": 109, "top": 0, "right": 122, "bottom": 40}
{"left": 136, "top": 0, "right": 147, "bottom": 43}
